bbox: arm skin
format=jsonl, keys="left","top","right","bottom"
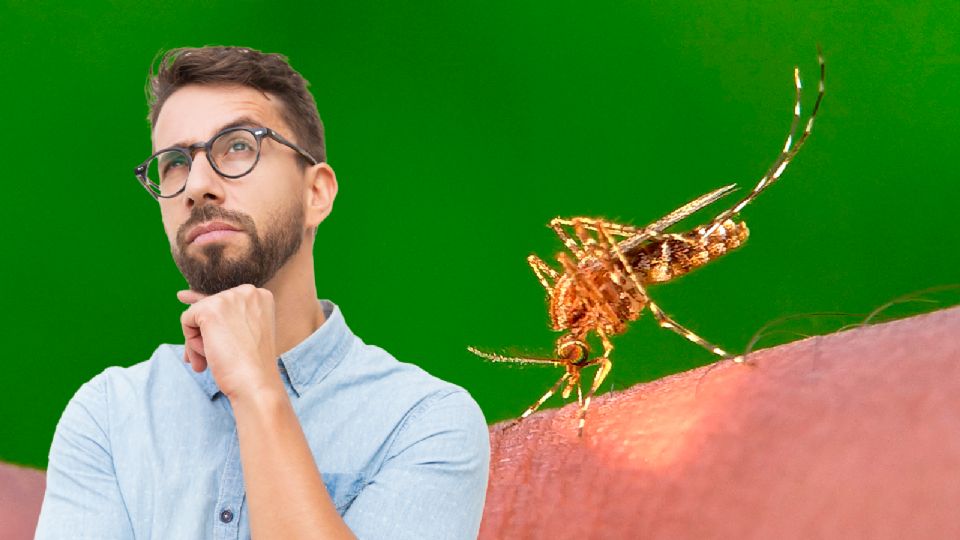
{"left": 179, "top": 285, "right": 355, "bottom": 540}
{"left": 479, "top": 305, "right": 960, "bottom": 540}
{"left": 232, "top": 383, "right": 353, "bottom": 539}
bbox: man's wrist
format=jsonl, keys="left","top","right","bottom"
{"left": 229, "top": 375, "right": 289, "bottom": 417}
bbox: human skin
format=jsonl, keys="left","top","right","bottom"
{"left": 153, "top": 84, "right": 354, "bottom": 539}
{"left": 479, "top": 305, "right": 960, "bottom": 539}
{"left": 0, "top": 462, "right": 45, "bottom": 540}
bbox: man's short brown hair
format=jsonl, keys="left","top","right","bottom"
{"left": 146, "top": 46, "right": 326, "bottom": 164}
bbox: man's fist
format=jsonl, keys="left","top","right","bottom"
{"left": 178, "top": 284, "right": 280, "bottom": 401}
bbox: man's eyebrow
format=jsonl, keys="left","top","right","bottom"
{"left": 166, "top": 116, "right": 264, "bottom": 149}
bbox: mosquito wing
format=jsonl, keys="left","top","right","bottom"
{"left": 618, "top": 183, "right": 738, "bottom": 253}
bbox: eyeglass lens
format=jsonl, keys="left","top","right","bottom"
{"left": 144, "top": 129, "right": 260, "bottom": 197}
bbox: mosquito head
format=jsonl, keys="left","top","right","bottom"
{"left": 556, "top": 338, "right": 590, "bottom": 366}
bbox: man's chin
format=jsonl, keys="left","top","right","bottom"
{"left": 183, "top": 269, "right": 262, "bottom": 294}
{"left": 187, "top": 280, "right": 254, "bottom": 295}
{"left": 177, "top": 254, "right": 264, "bottom": 294}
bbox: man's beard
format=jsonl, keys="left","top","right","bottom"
{"left": 172, "top": 201, "right": 304, "bottom": 295}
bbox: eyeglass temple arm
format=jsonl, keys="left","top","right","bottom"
{"left": 267, "top": 129, "right": 320, "bottom": 165}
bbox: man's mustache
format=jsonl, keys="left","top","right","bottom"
{"left": 176, "top": 207, "right": 254, "bottom": 249}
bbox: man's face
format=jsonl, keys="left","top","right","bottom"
{"left": 152, "top": 84, "right": 307, "bottom": 294}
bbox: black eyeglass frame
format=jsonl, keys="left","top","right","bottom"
{"left": 134, "top": 126, "right": 320, "bottom": 200}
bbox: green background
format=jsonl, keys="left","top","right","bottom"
{"left": 2, "top": 1, "right": 958, "bottom": 469}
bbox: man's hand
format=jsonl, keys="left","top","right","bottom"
{"left": 178, "top": 284, "right": 280, "bottom": 401}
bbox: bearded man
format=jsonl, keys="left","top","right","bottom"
{"left": 35, "top": 46, "right": 489, "bottom": 539}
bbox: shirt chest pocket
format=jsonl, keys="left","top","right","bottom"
{"left": 321, "top": 472, "right": 366, "bottom": 514}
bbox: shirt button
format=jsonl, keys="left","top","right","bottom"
{"left": 220, "top": 509, "right": 234, "bottom": 523}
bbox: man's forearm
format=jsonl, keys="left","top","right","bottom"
{"left": 232, "top": 383, "right": 355, "bottom": 539}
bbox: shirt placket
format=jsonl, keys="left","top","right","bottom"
{"left": 213, "top": 425, "right": 245, "bottom": 539}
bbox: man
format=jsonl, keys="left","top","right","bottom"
{"left": 35, "top": 46, "right": 490, "bottom": 539}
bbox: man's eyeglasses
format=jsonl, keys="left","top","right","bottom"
{"left": 134, "top": 126, "right": 320, "bottom": 200}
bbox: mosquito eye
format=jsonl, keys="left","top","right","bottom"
{"left": 558, "top": 341, "right": 588, "bottom": 362}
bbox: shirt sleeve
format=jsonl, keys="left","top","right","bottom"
{"left": 34, "top": 372, "right": 135, "bottom": 539}
{"left": 343, "top": 389, "right": 490, "bottom": 539}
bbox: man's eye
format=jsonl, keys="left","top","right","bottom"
{"left": 228, "top": 140, "right": 253, "bottom": 152}
{"left": 162, "top": 155, "right": 188, "bottom": 174}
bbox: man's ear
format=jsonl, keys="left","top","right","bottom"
{"left": 304, "top": 162, "right": 338, "bottom": 230}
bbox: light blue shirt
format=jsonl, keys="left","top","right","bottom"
{"left": 35, "top": 300, "right": 490, "bottom": 539}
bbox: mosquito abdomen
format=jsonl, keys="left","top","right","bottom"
{"left": 630, "top": 219, "right": 750, "bottom": 283}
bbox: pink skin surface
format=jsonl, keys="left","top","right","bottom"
{"left": 479, "top": 306, "right": 960, "bottom": 540}
{"left": 0, "top": 462, "right": 45, "bottom": 540}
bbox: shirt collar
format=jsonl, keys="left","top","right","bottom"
{"left": 184, "top": 299, "right": 353, "bottom": 400}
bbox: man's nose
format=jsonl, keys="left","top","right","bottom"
{"left": 182, "top": 152, "right": 226, "bottom": 207}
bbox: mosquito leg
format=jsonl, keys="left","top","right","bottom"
{"left": 704, "top": 70, "right": 801, "bottom": 236}
{"left": 648, "top": 300, "right": 739, "bottom": 361}
{"left": 527, "top": 254, "right": 559, "bottom": 293}
{"left": 549, "top": 218, "right": 587, "bottom": 259}
{"left": 561, "top": 366, "right": 581, "bottom": 399}
{"left": 597, "top": 220, "right": 651, "bottom": 304}
{"left": 573, "top": 220, "right": 593, "bottom": 250}
{"left": 590, "top": 221, "right": 627, "bottom": 286}
{"left": 553, "top": 217, "right": 640, "bottom": 237}
{"left": 551, "top": 217, "right": 644, "bottom": 262}
{"left": 518, "top": 371, "right": 572, "bottom": 421}
{"left": 571, "top": 219, "right": 606, "bottom": 264}
{"left": 577, "top": 359, "right": 612, "bottom": 436}
{"left": 705, "top": 50, "right": 825, "bottom": 236}
{"left": 577, "top": 331, "right": 615, "bottom": 436}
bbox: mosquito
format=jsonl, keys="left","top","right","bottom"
{"left": 469, "top": 50, "right": 825, "bottom": 436}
